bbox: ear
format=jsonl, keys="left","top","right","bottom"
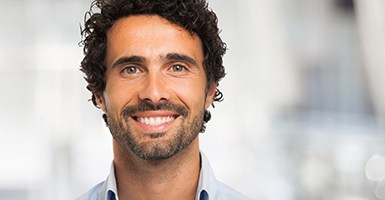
{"left": 95, "top": 93, "right": 107, "bottom": 113}
{"left": 204, "top": 83, "right": 217, "bottom": 109}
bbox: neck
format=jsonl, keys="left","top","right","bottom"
{"left": 113, "top": 139, "right": 201, "bottom": 200}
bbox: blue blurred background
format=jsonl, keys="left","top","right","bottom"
{"left": 1, "top": 0, "right": 385, "bottom": 199}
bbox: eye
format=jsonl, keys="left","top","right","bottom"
{"left": 123, "top": 66, "right": 141, "bottom": 75}
{"left": 170, "top": 64, "right": 187, "bottom": 73}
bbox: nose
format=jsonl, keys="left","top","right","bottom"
{"left": 138, "top": 72, "right": 171, "bottom": 103}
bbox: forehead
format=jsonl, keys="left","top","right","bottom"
{"left": 105, "top": 15, "right": 203, "bottom": 66}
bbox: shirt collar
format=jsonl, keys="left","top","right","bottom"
{"left": 103, "top": 162, "right": 118, "bottom": 200}
{"left": 196, "top": 152, "right": 219, "bottom": 200}
{"left": 104, "top": 152, "right": 218, "bottom": 200}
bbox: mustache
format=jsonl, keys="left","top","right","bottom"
{"left": 121, "top": 101, "right": 188, "bottom": 118}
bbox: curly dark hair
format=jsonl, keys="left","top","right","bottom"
{"left": 80, "top": 0, "right": 226, "bottom": 124}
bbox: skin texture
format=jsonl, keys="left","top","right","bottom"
{"left": 95, "top": 15, "right": 217, "bottom": 200}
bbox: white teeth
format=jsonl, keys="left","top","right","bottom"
{"left": 155, "top": 117, "right": 161, "bottom": 125}
{"left": 138, "top": 116, "right": 175, "bottom": 126}
{"left": 149, "top": 118, "right": 155, "bottom": 125}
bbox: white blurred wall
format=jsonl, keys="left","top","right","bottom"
{"left": 0, "top": 0, "right": 384, "bottom": 199}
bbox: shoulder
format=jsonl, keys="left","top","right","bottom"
{"left": 216, "top": 182, "right": 254, "bottom": 200}
{"left": 199, "top": 152, "right": 253, "bottom": 200}
{"left": 75, "top": 181, "right": 105, "bottom": 200}
{"left": 75, "top": 162, "right": 118, "bottom": 200}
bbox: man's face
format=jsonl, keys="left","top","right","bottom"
{"left": 96, "top": 15, "right": 216, "bottom": 160}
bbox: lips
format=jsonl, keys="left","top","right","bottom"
{"left": 121, "top": 101, "right": 187, "bottom": 131}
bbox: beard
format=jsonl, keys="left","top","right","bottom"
{"left": 105, "top": 101, "right": 204, "bottom": 161}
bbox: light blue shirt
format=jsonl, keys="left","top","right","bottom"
{"left": 76, "top": 152, "right": 252, "bottom": 200}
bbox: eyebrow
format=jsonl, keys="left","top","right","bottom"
{"left": 164, "top": 53, "right": 199, "bottom": 67}
{"left": 111, "top": 56, "right": 146, "bottom": 69}
{"left": 110, "top": 53, "right": 199, "bottom": 69}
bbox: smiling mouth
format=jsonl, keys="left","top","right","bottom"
{"left": 132, "top": 115, "right": 179, "bottom": 127}
{"left": 137, "top": 116, "right": 175, "bottom": 126}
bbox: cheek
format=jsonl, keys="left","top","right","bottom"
{"left": 172, "top": 79, "right": 207, "bottom": 110}
{"left": 104, "top": 81, "right": 136, "bottom": 113}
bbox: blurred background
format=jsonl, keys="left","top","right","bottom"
{"left": 0, "top": 0, "right": 385, "bottom": 199}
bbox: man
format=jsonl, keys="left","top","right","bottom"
{"left": 77, "top": 0, "right": 251, "bottom": 199}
